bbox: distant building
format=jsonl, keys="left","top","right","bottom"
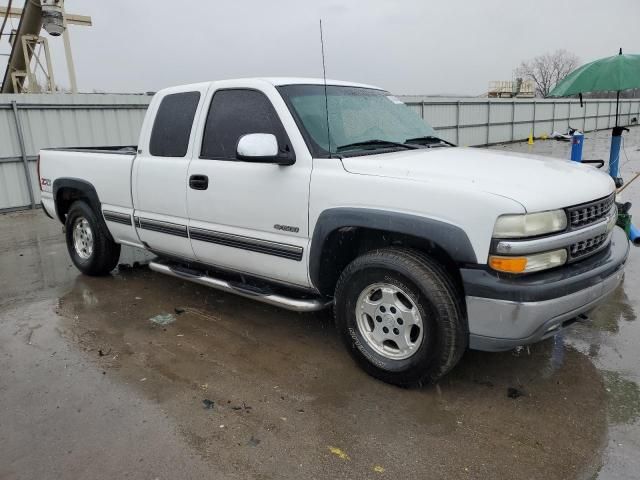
{"left": 488, "top": 79, "right": 535, "bottom": 98}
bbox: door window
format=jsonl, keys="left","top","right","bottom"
{"left": 149, "top": 91, "right": 200, "bottom": 157}
{"left": 201, "top": 89, "right": 292, "bottom": 160}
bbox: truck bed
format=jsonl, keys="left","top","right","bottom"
{"left": 39, "top": 147, "right": 138, "bottom": 212}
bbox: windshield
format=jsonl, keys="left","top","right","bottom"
{"left": 277, "top": 85, "right": 441, "bottom": 157}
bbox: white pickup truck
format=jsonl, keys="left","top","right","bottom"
{"left": 39, "top": 78, "right": 630, "bottom": 387}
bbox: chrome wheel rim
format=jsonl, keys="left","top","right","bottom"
{"left": 72, "top": 217, "right": 94, "bottom": 260}
{"left": 355, "top": 282, "right": 424, "bottom": 360}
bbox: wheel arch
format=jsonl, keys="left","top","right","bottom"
{"left": 52, "top": 178, "right": 115, "bottom": 243}
{"left": 52, "top": 178, "right": 102, "bottom": 223}
{"left": 309, "top": 208, "right": 477, "bottom": 296}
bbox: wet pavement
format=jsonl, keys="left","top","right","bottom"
{"left": 1, "top": 128, "right": 639, "bottom": 479}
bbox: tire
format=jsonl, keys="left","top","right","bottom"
{"left": 334, "top": 248, "right": 467, "bottom": 387}
{"left": 65, "top": 200, "right": 121, "bottom": 276}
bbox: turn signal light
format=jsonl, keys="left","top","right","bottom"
{"left": 489, "top": 256, "right": 528, "bottom": 273}
{"left": 489, "top": 249, "right": 568, "bottom": 274}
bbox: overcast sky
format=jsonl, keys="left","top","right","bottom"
{"left": 4, "top": 0, "right": 640, "bottom": 95}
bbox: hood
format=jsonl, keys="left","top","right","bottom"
{"left": 340, "top": 147, "right": 615, "bottom": 212}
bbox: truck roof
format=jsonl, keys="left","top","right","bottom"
{"left": 157, "top": 78, "right": 385, "bottom": 95}
{"left": 261, "top": 77, "right": 384, "bottom": 90}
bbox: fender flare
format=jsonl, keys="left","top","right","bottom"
{"left": 308, "top": 208, "right": 478, "bottom": 290}
{"left": 52, "top": 178, "right": 102, "bottom": 223}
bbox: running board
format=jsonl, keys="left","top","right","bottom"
{"left": 148, "top": 261, "right": 333, "bottom": 313}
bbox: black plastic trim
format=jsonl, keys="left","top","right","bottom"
{"left": 51, "top": 178, "right": 116, "bottom": 243}
{"left": 52, "top": 178, "right": 102, "bottom": 223}
{"left": 103, "top": 210, "right": 132, "bottom": 226}
{"left": 309, "top": 208, "right": 477, "bottom": 288}
{"left": 134, "top": 217, "right": 188, "bottom": 238}
{"left": 41, "top": 202, "right": 54, "bottom": 219}
{"left": 189, "top": 227, "right": 303, "bottom": 261}
{"left": 462, "top": 226, "right": 629, "bottom": 303}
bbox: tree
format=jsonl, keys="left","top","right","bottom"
{"left": 517, "top": 49, "right": 580, "bottom": 98}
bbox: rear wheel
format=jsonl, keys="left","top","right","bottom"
{"left": 65, "top": 201, "right": 121, "bottom": 276}
{"left": 334, "top": 248, "right": 467, "bottom": 387}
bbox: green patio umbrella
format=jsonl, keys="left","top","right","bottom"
{"left": 549, "top": 48, "right": 640, "bottom": 180}
{"left": 549, "top": 48, "right": 640, "bottom": 127}
{"left": 549, "top": 49, "right": 640, "bottom": 243}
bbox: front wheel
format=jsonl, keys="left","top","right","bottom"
{"left": 65, "top": 201, "right": 121, "bottom": 276}
{"left": 334, "top": 248, "right": 467, "bottom": 387}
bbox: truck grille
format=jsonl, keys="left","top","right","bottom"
{"left": 567, "top": 194, "right": 615, "bottom": 229}
{"left": 569, "top": 232, "right": 609, "bottom": 259}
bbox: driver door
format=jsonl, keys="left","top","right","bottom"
{"left": 186, "top": 84, "right": 312, "bottom": 287}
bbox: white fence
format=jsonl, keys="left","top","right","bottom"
{"left": 2, "top": 93, "right": 639, "bottom": 212}
{"left": 0, "top": 93, "right": 151, "bottom": 212}
{"left": 402, "top": 96, "right": 640, "bottom": 146}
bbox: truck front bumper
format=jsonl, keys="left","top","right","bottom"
{"left": 462, "top": 226, "right": 630, "bottom": 352}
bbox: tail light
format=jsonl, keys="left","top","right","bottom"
{"left": 37, "top": 154, "right": 42, "bottom": 191}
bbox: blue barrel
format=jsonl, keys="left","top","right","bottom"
{"left": 630, "top": 223, "right": 640, "bottom": 247}
{"left": 571, "top": 132, "right": 584, "bottom": 162}
{"left": 609, "top": 126, "right": 627, "bottom": 179}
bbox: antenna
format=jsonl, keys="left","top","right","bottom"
{"left": 319, "top": 19, "right": 332, "bottom": 157}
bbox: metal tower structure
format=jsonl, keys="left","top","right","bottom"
{"left": 0, "top": 0, "right": 91, "bottom": 93}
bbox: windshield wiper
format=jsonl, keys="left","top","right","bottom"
{"left": 336, "top": 139, "right": 419, "bottom": 152}
{"left": 404, "top": 136, "right": 455, "bottom": 147}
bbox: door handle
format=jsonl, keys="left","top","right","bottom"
{"left": 189, "top": 174, "right": 209, "bottom": 190}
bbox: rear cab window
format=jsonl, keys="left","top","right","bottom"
{"left": 149, "top": 91, "right": 201, "bottom": 157}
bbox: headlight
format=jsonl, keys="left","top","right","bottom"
{"left": 493, "top": 210, "right": 567, "bottom": 238}
{"left": 489, "top": 249, "right": 568, "bottom": 274}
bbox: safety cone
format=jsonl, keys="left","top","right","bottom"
{"left": 527, "top": 133, "right": 534, "bottom": 145}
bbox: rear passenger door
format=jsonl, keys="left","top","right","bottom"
{"left": 132, "top": 86, "right": 206, "bottom": 259}
{"left": 186, "top": 83, "right": 312, "bottom": 287}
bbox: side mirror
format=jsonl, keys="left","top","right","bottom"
{"left": 236, "top": 133, "right": 294, "bottom": 165}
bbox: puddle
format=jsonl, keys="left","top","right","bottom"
{"left": 150, "top": 313, "right": 177, "bottom": 326}
{"left": 51, "top": 266, "right": 609, "bottom": 479}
